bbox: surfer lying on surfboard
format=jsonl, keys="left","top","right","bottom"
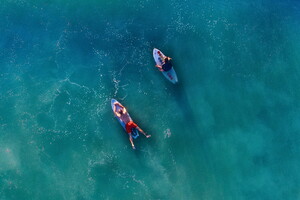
{"left": 113, "top": 102, "right": 151, "bottom": 149}
{"left": 155, "top": 52, "right": 173, "bottom": 72}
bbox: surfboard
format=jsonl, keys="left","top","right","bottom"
{"left": 111, "top": 99, "right": 139, "bottom": 139}
{"left": 153, "top": 48, "right": 178, "bottom": 84}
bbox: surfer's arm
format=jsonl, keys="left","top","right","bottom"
{"left": 136, "top": 127, "right": 151, "bottom": 138}
{"left": 155, "top": 65, "right": 164, "bottom": 71}
{"left": 113, "top": 102, "right": 126, "bottom": 115}
{"left": 114, "top": 102, "right": 125, "bottom": 109}
{"left": 128, "top": 133, "right": 135, "bottom": 149}
{"left": 113, "top": 105, "right": 120, "bottom": 117}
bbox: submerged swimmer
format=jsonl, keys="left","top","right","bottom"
{"left": 113, "top": 102, "right": 151, "bottom": 150}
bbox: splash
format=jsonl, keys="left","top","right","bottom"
{"left": 164, "top": 128, "right": 172, "bottom": 138}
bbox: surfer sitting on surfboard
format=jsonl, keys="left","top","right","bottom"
{"left": 113, "top": 102, "right": 151, "bottom": 149}
{"left": 155, "top": 52, "right": 173, "bottom": 72}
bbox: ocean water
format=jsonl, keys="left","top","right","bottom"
{"left": 1, "top": 0, "right": 300, "bottom": 199}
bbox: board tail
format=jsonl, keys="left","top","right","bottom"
{"left": 131, "top": 128, "right": 139, "bottom": 139}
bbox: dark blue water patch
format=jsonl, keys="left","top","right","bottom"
{"left": 0, "top": 95, "right": 17, "bottom": 127}
{"left": 90, "top": 164, "right": 129, "bottom": 198}
{"left": 36, "top": 113, "right": 55, "bottom": 129}
{"left": 68, "top": 67, "right": 101, "bottom": 89}
{"left": 0, "top": 170, "right": 33, "bottom": 200}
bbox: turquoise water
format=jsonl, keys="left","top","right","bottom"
{"left": 1, "top": 0, "right": 300, "bottom": 199}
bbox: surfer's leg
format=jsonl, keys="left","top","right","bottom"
{"left": 136, "top": 127, "right": 151, "bottom": 138}
{"left": 129, "top": 134, "right": 135, "bottom": 149}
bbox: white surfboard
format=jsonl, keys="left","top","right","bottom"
{"left": 153, "top": 48, "right": 178, "bottom": 84}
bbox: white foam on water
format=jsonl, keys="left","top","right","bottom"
{"left": 0, "top": 145, "right": 19, "bottom": 171}
{"left": 164, "top": 128, "right": 172, "bottom": 138}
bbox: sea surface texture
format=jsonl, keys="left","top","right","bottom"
{"left": 1, "top": 0, "right": 300, "bottom": 199}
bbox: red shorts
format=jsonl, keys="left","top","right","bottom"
{"left": 125, "top": 121, "right": 138, "bottom": 133}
